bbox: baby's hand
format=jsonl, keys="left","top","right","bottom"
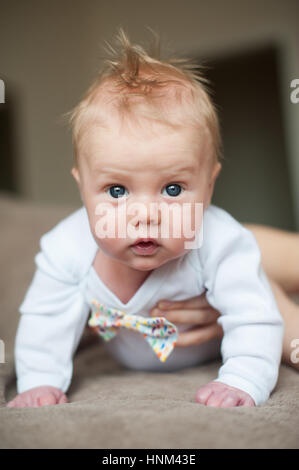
{"left": 195, "top": 381, "right": 255, "bottom": 407}
{"left": 6, "top": 386, "right": 68, "bottom": 408}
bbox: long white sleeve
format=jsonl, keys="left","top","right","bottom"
{"left": 199, "top": 207, "right": 284, "bottom": 405}
{"left": 15, "top": 207, "right": 97, "bottom": 394}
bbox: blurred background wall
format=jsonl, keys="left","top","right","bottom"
{"left": 0, "top": 0, "right": 298, "bottom": 229}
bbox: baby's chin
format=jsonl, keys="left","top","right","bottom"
{"left": 127, "top": 247, "right": 187, "bottom": 272}
{"left": 96, "top": 238, "right": 188, "bottom": 271}
{"left": 127, "top": 251, "right": 168, "bottom": 272}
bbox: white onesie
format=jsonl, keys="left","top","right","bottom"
{"left": 15, "top": 204, "right": 284, "bottom": 405}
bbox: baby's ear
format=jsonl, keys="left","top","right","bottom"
{"left": 71, "top": 166, "right": 81, "bottom": 185}
{"left": 211, "top": 162, "right": 222, "bottom": 183}
{"left": 205, "top": 162, "right": 222, "bottom": 210}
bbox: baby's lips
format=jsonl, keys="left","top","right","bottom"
{"left": 131, "top": 238, "right": 159, "bottom": 246}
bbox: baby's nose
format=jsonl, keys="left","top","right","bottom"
{"left": 132, "top": 200, "right": 161, "bottom": 226}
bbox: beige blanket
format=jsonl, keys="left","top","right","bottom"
{"left": 1, "top": 192, "right": 298, "bottom": 449}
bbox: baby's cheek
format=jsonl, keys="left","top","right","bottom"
{"left": 167, "top": 202, "right": 203, "bottom": 242}
{"left": 160, "top": 236, "right": 187, "bottom": 258}
{"left": 95, "top": 236, "right": 124, "bottom": 259}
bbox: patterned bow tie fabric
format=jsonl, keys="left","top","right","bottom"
{"left": 88, "top": 300, "right": 178, "bottom": 362}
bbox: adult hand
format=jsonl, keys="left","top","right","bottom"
{"left": 150, "top": 292, "right": 223, "bottom": 346}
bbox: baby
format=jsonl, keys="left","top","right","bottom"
{"left": 7, "top": 28, "right": 284, "bottom": 408}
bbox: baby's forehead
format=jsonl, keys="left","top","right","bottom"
{"left": 83, "top": 118, "right": 210, "bottom": 156}
{"left": 83, "top": 132, "right": 205, "bottom": 178}
{"left": 82, "top": 124, "right": 211, "bottom": 177}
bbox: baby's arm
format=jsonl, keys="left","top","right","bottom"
{"left": 7, "top": 228, "right": 91, "bottom": 408}
{"left": 197, "top": 218, "right": 284, "bottom": 407}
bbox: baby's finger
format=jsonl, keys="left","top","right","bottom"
{"left": 206, "top": 391, "right": 230, "bottom": 407}
{"left": 9, "top": 401, "right": 21, "bottom": 408}
{"left": 218, "top": 394, "right": 240, "bottom": 408}
{"left": 9, "top": 399, "right": 27, "bottom": 408}
{"left": 238, "top": 396, "right": 255, "bottom": 407}
{"left": 37, "top": 393, "right": 57, "bottom": 407}
{"left": 175, "top": 323, "right": 223, "bottom": 347}
{"left": 7, "top": 396, "right": 28, "bottom": 408}
{"left": 157, "top": 307, "right": 220, "bottom": 325}
{"left": 6, "top": 400, "right": 16, "bottom": 408}
{"left": 157, "top": 294, "right": 210, "bottom": 311}
{"left": 58, "top": 394, "right": 68, "bottom": 404}
{"left": 195, "top": 386, "right": 214, "bottom": 405}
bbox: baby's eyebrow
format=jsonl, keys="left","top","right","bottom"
{"left": 95, "top": 165, "right": 195, "bottom": 177}
{"left": 161, "top": 165, "right": 195, "bottom": 176}
{"left": 97, "top": 167, "right": 133, "bottom": 175}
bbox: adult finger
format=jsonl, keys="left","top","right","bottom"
{"left": 157, "top": 293, "right": 211, "bottom": 311}
{"left": 154, "top": 307, "right": 220, "bottom": 325}
{"left": 175, "top": 323, "right": 223, "bottom": 347}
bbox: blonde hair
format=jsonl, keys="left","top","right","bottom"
{"left": 68, "top": 27, "right": 223, "bottom": 168}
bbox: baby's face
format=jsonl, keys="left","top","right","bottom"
{"left": 72, "top": 121, "right": 221, "bottom": 271}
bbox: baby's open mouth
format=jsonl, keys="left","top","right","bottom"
{"left": 136, "top": 241, "right": 155, "bottom": 247}
{"left": 130, "top": 239, "right": 159, "bottom": 254}
{"left": 132, "top": 238, "right": 158, "bottom": 247}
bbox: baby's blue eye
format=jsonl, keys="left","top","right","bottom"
{"left": 107, "top": 185, "right": 128, "bottom": 199}
{"left": 163, "top": 184, "right": 182, "bottom": 197}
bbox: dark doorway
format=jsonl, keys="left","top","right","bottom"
{"left": 200, "top": 45, "right": 295, "bottom": 230}
{"left": 0, "top": 86, "right": 20, "bottom": 195}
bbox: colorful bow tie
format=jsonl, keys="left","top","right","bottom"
{"left": 88, "top": 300, "right": 178, "bottom": 362}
